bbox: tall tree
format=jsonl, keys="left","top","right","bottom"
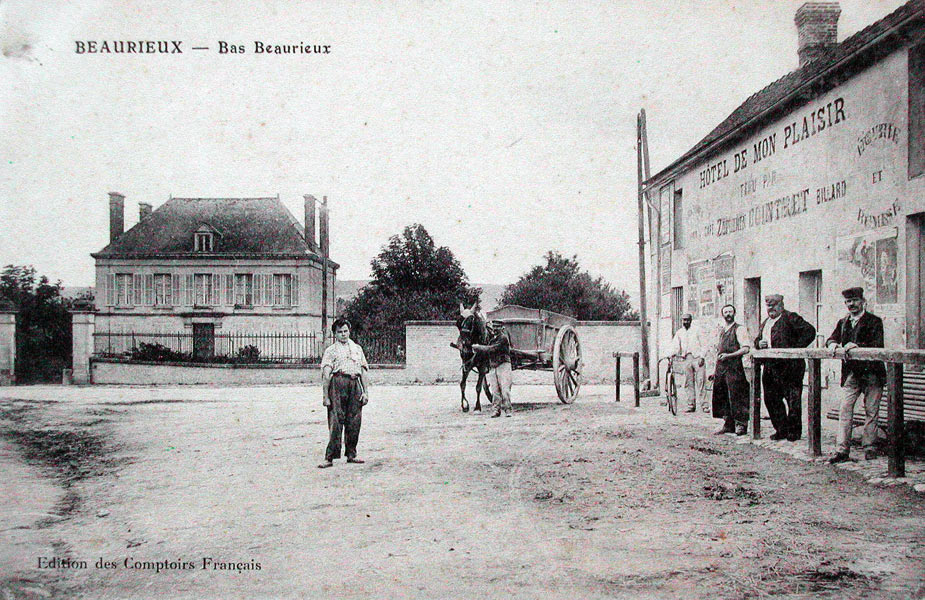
{"left": 0, "top": 265, "right": 74, "bottom": 383}
{"left": 499, "top": 252, "right": 638, "bottom": 321}
{"left": 341, "top": 225, "right": 480, "bottom": 335}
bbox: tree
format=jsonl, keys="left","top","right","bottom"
{"left": 499, "top": 252, "right": 638, "bottom": 321}
{"left": 0, "top": 265, "right": 74, "bottom": 383}
{"left": 341, "top": 225, "right": 480, "bottom": 336}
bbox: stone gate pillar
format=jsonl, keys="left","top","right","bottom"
{"left": 71, "top": 309, "right": 96, "bottom": 384}
{"left": 0, "top": 303, "right": 16, "bottom": 386}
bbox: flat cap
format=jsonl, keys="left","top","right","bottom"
{"left": 764, "top": 294, "right": 784, "bottom": 303}
{"left": 842, "top": 287, "right": 864, "bottom": 299}
{"left": 487, "top": 319, "right": 505, "bottom": 328}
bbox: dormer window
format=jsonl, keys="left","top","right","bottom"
{"left": 194, "top": 228, "right": 214, "bottom": 252}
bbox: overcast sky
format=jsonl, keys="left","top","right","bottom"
{"left": 0, "top": 0, "right": 908, "bottom": 297}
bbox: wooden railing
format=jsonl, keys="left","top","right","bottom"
{"left": 751, "top": 347, "right": 925, "bottom": 477}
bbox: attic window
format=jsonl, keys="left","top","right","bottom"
{"left": 194, "top": 232, "right": 214, "bottom": 252}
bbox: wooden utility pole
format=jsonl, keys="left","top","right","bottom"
{"left": 636, "top": 111, "right": 651, "bottom": 381}
{"left": 641, "top": 109, "right": 659, "bottom": 382}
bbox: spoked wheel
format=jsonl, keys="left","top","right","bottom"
{"left": 553, "top": 325, "right": 581, "bottom": 404}
{"left": 666, "top": 371, "right": 678, "bottom": 416}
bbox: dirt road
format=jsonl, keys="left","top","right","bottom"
{"left": 1, "top": 384, "right": 924, "bottom": 599}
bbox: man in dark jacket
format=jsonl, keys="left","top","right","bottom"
{"left": 754, "top": 294, "right": 816, "bottom": 441}
{"left": 825, "top": 287, "right": 886, "bottom": 463}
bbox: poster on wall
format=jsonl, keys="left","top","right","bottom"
{"left": 686, "top": 255, "right": 735, "bottom": 319}
{"left": 836, "top": 228, "right": 899, "bottom": 308}
{"left": 660, "top": 244, "right": 671, "bottom": 291}
{"left": 713, "top": 254, "right": 735, "bottom": 310}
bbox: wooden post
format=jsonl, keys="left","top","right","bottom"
{"left": 750, "top": 360, "right": 761, "bottom": 438}
{"left": 615, "top": 356, "right": 621, "bottom": 402}
{"left": 887, "top": 363, "right": 905, "bottom": 478}
{"left": 636, "top": 112, "right": 651, "bottom": 383}
{"left": 633, "top": 352, "right": 640, "bottom": 407}
{"left": 807, "top": 358, "right": 822, "bottom": 457}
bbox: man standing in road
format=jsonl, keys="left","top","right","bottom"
{"left": 826, "top": 287, "right": 886, "bottom": 464}
{"left": 669, "top": 313, "right": 706, "bottom": 413}
{"left": 318, "top": 317, "right": 370, "bottom": 469}
{"left": 473, "top": 319, "right": 513, "bottom": 418}
{"left": 754, "top": 294, "right": 816, "bottom": 441}
{"left": 711, "top": 304, "right": 751, "bottom": 436}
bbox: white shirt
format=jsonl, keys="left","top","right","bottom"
{"left": 848, "top": 310, "right": 866, "bottom": 327}
{"left": 320, "top": 339, "right": 369, "bottom": 376}
{"left": 671, "top": 326, "right": 700, "bottom": 358}
{"left": 761, "top": 315, "right": 781, "bottom": 348}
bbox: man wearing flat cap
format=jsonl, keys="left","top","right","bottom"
{"left": 825, "top": 287, "right": 886, "bottom": 463}
{"left": 473, "top": 319, "right": 513, "bottom": 418}
{"left": 754, "top": 294, "right": 816, "bottom": 441}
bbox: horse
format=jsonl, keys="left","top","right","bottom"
{"left": 451, "top": 302, "right": 494, "bottom": 413}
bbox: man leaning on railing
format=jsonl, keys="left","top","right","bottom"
{"left": 825, "top": 287, "right": 886, "bottom": 464}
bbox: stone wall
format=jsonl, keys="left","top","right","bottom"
{"left": 86, "top": 320, "right": 641, "bottom": 386}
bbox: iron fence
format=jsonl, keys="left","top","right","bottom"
{"left": 93, "top": 329, "right": 406, "bottom": 364}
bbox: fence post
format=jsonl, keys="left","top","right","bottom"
{"left": 807, "top": 358, "right": 822, "bottom": 457}
{"left": 750, "top": 360, "right": 761, "bottom": 439}
{"left": 887, "top": 363, "right": 905, "bottom": 478}
{"left": 633, "top": 352, "right": 640, "bottom": 408}
{"left": 70, "top": 309, "right": 96, "bottom": 384}
{"left": 615, "top": 355, "right": 621, "bottom": 402}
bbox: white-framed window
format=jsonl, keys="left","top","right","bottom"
{"left": 194, "top": 273, "right": 213, "bottom": 305}
{"left": 235, "top": 274, "right": 254, "bottom": 306}
{"left": 272, "top": 274, "right": 292, "bottom": 306}
{"left": 194, "top": 232, "right": 214, "bottom": 252}
{"left": 115, "top": 273, "right": 133, "bottom": 306}
{"left": 154, "top": 274, "right": 172, "bottom": 305}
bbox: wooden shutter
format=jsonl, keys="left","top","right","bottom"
{"left": 145, "top": 274, "right": 154, "bottom": 305}
{"left": 291, "top": 273, "right": 299, "bottom": 307}
{"left": 172, "top": 274, "right": 180, "bottom": 306}
{"left": 267, "top": 274, "right": 275, "bottom": 306}
{"left": 254, "top": 273, "right": 263, "bottom": 306}
{"left": 130, "top": 274, "right": 140, "bottom": 306}
{"left": 225, "top": 274, "right": 234, "bottom": 305}
{"left": 211, "top": 273, "right": 220, "bottom": 306}
{"left": 106, "top": 274, "right": 115, "bottom": 306}
{"left": 185, "top": 274, "right": 194, "bottom": 306}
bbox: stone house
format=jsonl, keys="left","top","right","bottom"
{"left": 644, "top": 2, "right": 925, "bottom": 413}
{"left": 90, "top": 193, "right": 338, "bottom": 358}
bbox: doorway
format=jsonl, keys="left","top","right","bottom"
{"left": 799, "top": 270, "right": 823, "bottom": 346}
{"left": 193, "top": 323, "right": 215, "bottom": 359}
{"left": 907, "top": 214, "right": 925, "bottom": 349}
{"left": 744, "top": 277, "right": 762, "bottom": 337}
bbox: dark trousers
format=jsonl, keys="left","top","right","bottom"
{"left": 762, "top": 365, "right": 803, "bottom": 438}
{"left": 325, "top": 374, "right": 363, "bottom": 461}
{"left": 713, "top": 367, "right": 749, "bottom": 427}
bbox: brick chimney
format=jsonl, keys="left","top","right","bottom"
{"left": 795, "top": 2, "right": 841, "bottom": 67}
{"left": 319, "top": 196, "right": 330, "bottom": 258}
{"left": 139, "top": 202, "right": 152, "bottom": 222}
{"left": 109, "top": 192, "right": 125, "bottom": 242}
{"left": 303, "top": 194, "right": 318, "bottom": 252}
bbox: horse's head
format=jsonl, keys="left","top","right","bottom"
{"left": 455, "top": 301, "right": 484, "bottom": 357}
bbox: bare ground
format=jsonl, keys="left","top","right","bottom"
{"left": 0, "top": 384, "right": 923, "bottom": 599}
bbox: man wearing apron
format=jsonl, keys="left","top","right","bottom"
{"left": 711, "top": 304, "right": 752, "bottom": 436}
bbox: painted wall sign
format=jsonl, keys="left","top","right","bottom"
{"left": 856, "top": 122, "right": 900, "bottom": 156}
{"left": 698, "top": 97, "right": 847, "bottom": 189}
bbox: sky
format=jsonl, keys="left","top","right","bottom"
{"left": 0, "top": 0, "right": 909, "bottom": 299}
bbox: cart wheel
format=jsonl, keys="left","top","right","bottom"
{"left": 553, "top": 325, "right": 581, "bottom": 404}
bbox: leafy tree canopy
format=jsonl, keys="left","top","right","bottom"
{"left": 499, "top": 252, "right": 638, "bottom": 321}
{"left": 0, "top": 265, "right": 76, "bottom": 382}
{"left": 341, "top": 225, "right": 480, "bottom": 334}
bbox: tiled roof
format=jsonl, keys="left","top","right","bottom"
{"left": 647, "top": 0, "right": 925, "bottom": 186}
{"left": 93, "top": 197, "right": 335, "bottom": 265}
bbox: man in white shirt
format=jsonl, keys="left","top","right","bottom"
{"left": 669, "top": 313, "right": 706, "bottom": 413}
{"left": 318, "top": 318, "right": 370, "bottom": 469}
